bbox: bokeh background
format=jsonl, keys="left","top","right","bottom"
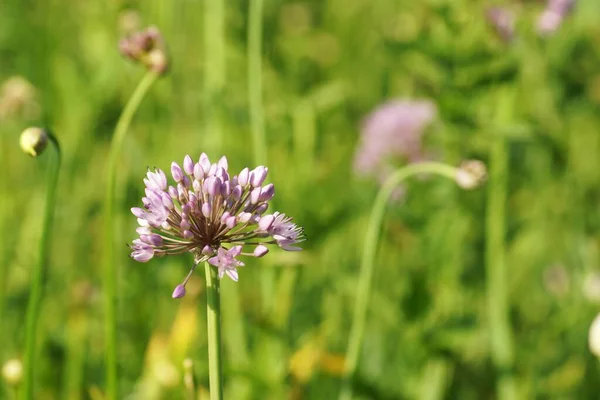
{"left": 2, "top": 0, "right": 600, "bottom": 399}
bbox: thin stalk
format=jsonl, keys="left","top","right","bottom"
{"left": 419, "top": 358, "right": 453, "bottom": 400}
{"left": 248, "top": 0, "right": 266, "bottom": 165}
{"left": 339, "top": 162, "right": 459, "bottom": 400}
{"left": 204, "top": 262, "right": 224, "bottom": 400}
{"left": 485, "top": 88, "right": 517, "bottom": 400}
{"left": 21, "top": 133, "right": 61, "bottom": 400}
{"left": 103, "top": 71, "right": 158, "bottom": 400}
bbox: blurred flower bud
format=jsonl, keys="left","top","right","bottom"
{"left": 118, "top": 9, "right": 142, "bottom": 35}
{"left": 0, "top": 76, "right": 39, "bottom": 121}
{"left": 485, "top": 7, "right": 515, "bottom": 43}
{"left": 2, "top": 358, "right": 23, "bottom": 386}
{"left": 543, "top": 264, "right": 570, "bottom": 297}
{"left": 119, "top": 26, "right": 169, "bottom": 75}
{"left": 20, "top": 127, "right": 49, "bottom": 157}
{"left": 583, "top": 272, "right": 600, "bottom": 303}
{"left": 455, "top": 160, "right": 487, "bottom": 189}
{"left": 589, "top": 313, "right": 600, "bottom": 357}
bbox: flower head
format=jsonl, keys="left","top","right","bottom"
{"left": 130, "top": 153, "right": 305, "bottom": 293}
{"left": 119, "top": 26, "right": 169, "bottom": 74}
{"left": 537, "top": 0, "right": 576, "bottom": 36}
{"left": 485, "top": 7, "right": 515, "bottom": 43}
{"left": 354, "top": 99, "right": 437, "bottom": 180}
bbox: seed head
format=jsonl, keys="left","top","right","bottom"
{"left": 130, "top": 153, "right": 305, "bottom": 292}
{"left": 455, "top": 160, "right": 487, "bottom": 190}
{"left": 19, "top": 127, "right": 49, "bottom": 157}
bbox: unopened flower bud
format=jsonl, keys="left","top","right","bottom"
{"left": 589, "top": 313, "right": 600, "bottom": 357}
{"left": 172, "top": 284, "right": 186, "bottom": 299}
{"left": 2, "top": 358, "right": 23, "bottom": 386}
{"left": 456, "top": 160, "right": 487, "bottom": 189}
{"left": 20, "top": 127, "right": 48, "bottom": 157}
{"left": 254, "top": 245, "right": 269, "bottom": 257}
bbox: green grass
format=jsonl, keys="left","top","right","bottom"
{"left": 2, "top": 0, "right": 600, "bottom": 399}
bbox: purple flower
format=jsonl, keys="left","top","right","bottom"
{"left": 485, "top": 7, "right": 515, "bottom": 43}
{"left": 354, "top": 99, "right": 437, "bottom": 183}
{"left": 208, "top": 246, "right": 245, "bottom": 282}
{"left": 537, "top": 0, "right": 576, "bottom": 35}
{"left": 130, "top": 153, "right": 305, "bottom": 291}
{"left": 119, "top": 26, "right": 169, "bottom": 74}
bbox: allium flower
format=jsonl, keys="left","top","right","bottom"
{"left": 485, "top": 7, "right": 515, "bottom": 43}
{"left": 119, "top": 26, "right": 169, "bottom": 74}
{"left": 130, "top": 153, "right": 305, "bottom": 294}
{"left": 354, "top": 99, "right": 437, "bottom": 180}
{"left": 537, "top": 0, "right": 576, "bottom": 35}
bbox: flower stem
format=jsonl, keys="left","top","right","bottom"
{"left": 204, "top": 262, "right": 224, "bottom": 400}
{"left": 248, "top": 0, "right": 266, "bottom": 166}
{"left": 22, "top": 133, "right": 61, "bottom": 400}
{"left": 339, "top": 162, "right": 459, "bottom": 400}
{"left": 486, "top": 88, "right": 517, "bottom": 400}
{"left": 103, "top": 71, "right": 158, "bottom": 400}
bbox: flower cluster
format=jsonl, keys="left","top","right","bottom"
{"left": 537, "top": 0, "right": 576, "bottom": 35}
{"left": 485, "top": 0, "right": 577, "bottom": 42}
{"left": 130, "top": 154, "right": 304, "bottom": 295}
{"left": 354, "top": 99, "right": 437, "bottom": 182}
{"left": 119, "top": 26, "right": 169, "bottom": 75}
{"left": 485, "top": 7, "right": 515, "bottom": 43}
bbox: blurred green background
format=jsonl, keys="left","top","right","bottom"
{"left": 2, "top": 0, "right": 600, "bottom": 399}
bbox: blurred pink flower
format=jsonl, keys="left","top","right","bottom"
{"left": 537, "top": 0, "right": 576, "bottom": 35}
{"left": 486, "top": 7, "right": 515, "bottom": 43}
{"left": 354, "top": 99, "right": 437, "bottom": 181}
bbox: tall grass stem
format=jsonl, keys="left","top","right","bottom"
{"left": 204, "top": 262, "right": 224, "bottom": 400}
{"left": 339, "top": 162, "right": 459, "bottom": 400}
{"left": 102, "top": 71, "right": 158, "bottom": 400}
{"left": 485, "top": 88, "right": 517, "bottom": 400}
{"left": 22, "top": 133, "right": 61, "bottom": 400}
{"left": 248, "top": 0, "right": 266, "bottom": 165}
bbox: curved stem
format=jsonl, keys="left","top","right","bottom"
{"left": 22, "top": 134, "right": 61, "bottom": 400}
{"left": 102, "top": 71, "right": 158, "bottom": 400}
{"left": 248, "top": 0, "right": 266, "bottom": 166}
{"left": 205, "top": 262, "right": 224, "bottom": 400}
{"left": 339, "top": 162, "right": 459, "bottom": 400}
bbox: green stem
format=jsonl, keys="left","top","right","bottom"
{"left": 339, "top": 162, "right": 459, "bottom": 400}
{"left": 21, "top": 133, "right": 61, "bottom": 400}
{"left": 102, "top": 71, "right": 158, "bottom": 400}
{"left": 248, "top": 0, "right": 266, "bottom": 165}
{"left": 485, "top": 88, "right": 517, "bottom": 400}
{"left": 204, "top": 263, "right": 224, "bottom": 400}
